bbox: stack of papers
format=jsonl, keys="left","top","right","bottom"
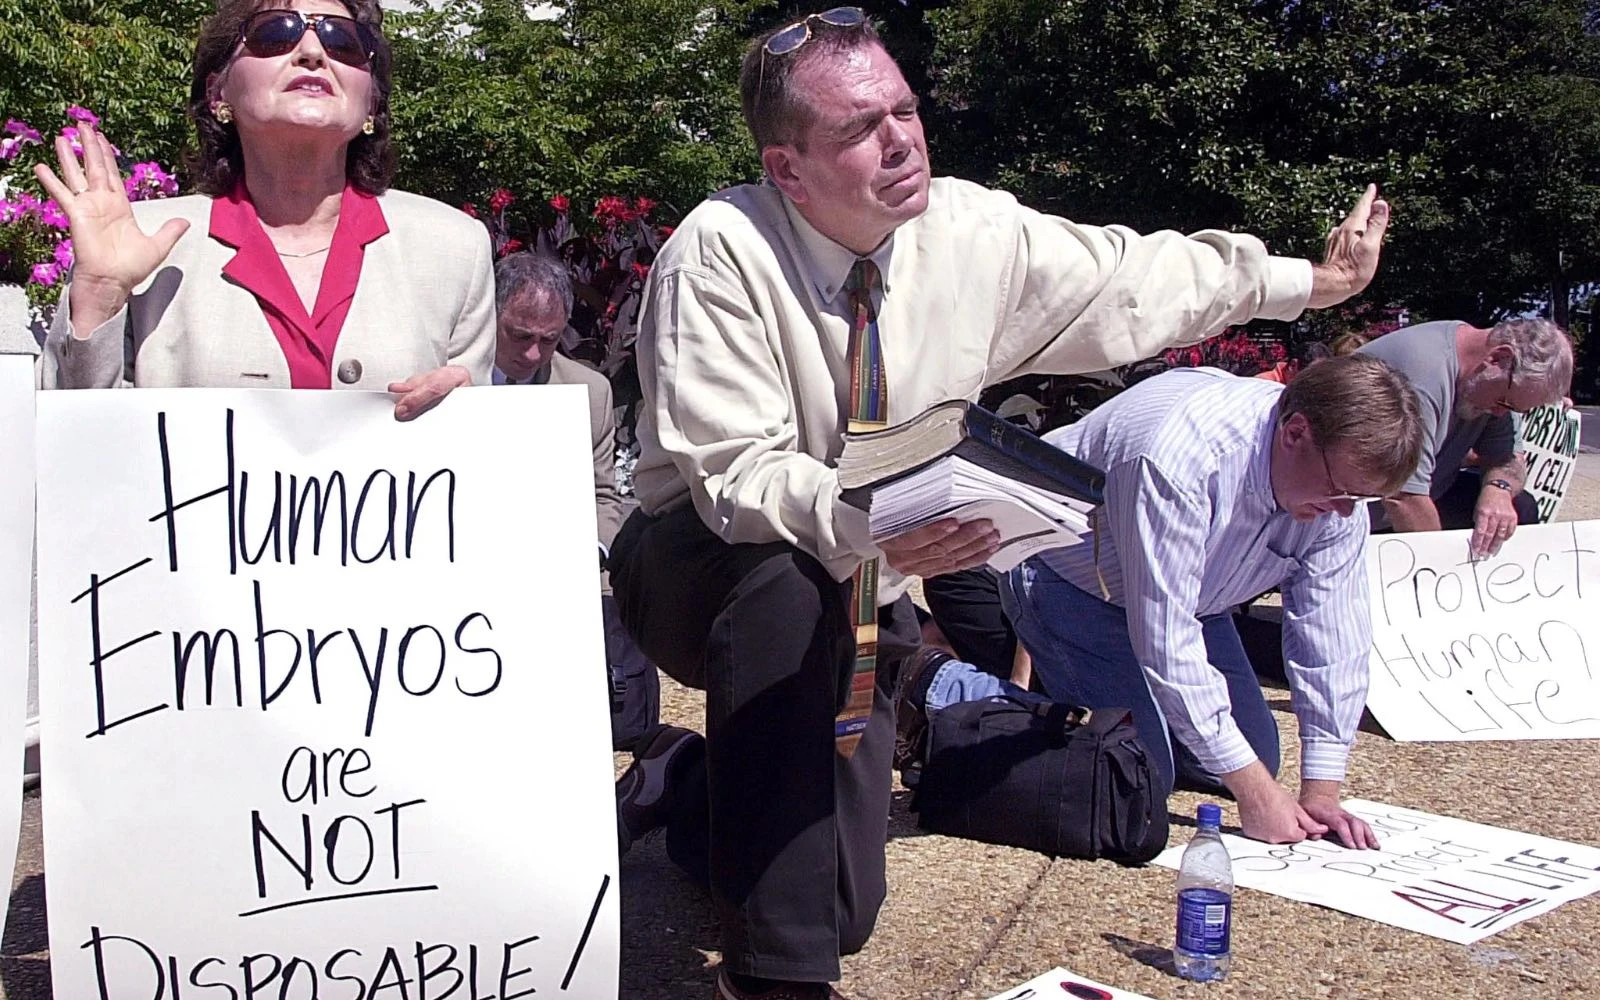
{"left": 869, "top": 455, "right": 1097, "bottom": 571}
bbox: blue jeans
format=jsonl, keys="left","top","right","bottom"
{"left": 923, "top": 559, "right": 1280, "bottom": 800}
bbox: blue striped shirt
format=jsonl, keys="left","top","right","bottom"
{"left": 1038, "top": 368, "right": 1371, "bottom": 781}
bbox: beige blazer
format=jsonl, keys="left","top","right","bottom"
{"left": 546, "top": 352, "right": 627, "bottom": 552}
{"left": 44, "top": 190, "right": 495, "bottom": 390}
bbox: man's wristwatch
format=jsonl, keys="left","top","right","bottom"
{"left": 1486, "top": 478, "right": 1513, "bottom": 492}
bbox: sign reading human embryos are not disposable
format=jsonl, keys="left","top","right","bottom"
{"left": 1363, "top": 521, "right": 1600, "bottom": 742}
{"left": 35, "top": 387, "right": 619, "bottom": 1000}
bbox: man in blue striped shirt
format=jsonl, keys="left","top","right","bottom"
{"left": 906, "top": 355, "right": 1423, "bottom": 848}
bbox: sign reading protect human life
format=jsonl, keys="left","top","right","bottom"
{"left": 1362, "top": 520, "right": 1599, "bottom": 742}
{"left": 1152, "top": 800, "right": 1600, "bottom": 944}
{"left": 35, "top": 387, "right": 619, "bottom": 1000}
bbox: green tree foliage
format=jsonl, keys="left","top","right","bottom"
{"left": 387, "top": 0, "right": 761, "bottom": 226}
{"left": 927, "top": 0, "right": 1600, "bottom": 328}
{"left": 1, "top": 0, "right": 762, "bottom": 229}
{"left": 0, "top": 0, "right": 210, "bottom": 166}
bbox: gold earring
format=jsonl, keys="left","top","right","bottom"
{"left": 362, "top": 117, "right": 375, "bottom": 136}
{"left": 213, "top": 102, "right": 233, "bottom": 124}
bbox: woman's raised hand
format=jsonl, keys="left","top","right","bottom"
{"left": 33, "top": 120, "right": 190, "bottom": 333}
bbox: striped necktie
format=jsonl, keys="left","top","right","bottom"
{"left": 837, "top": 257, "right": 887, "bottom": 758}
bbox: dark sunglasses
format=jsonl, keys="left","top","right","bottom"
{"left": 239, "top": 10, "right": 375, "bottom": 69}
{"left": 763, "top": 7, "right": 867, "bottom": 56}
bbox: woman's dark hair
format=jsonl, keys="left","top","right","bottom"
{"left": 186, "top": 0, "right": 395, "bottom": 196}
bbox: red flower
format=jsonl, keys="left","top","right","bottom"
{"left": 490, "top": 188, "right": 516, "bottom": 213}
{"left": 631, "top": 262, "right": 650, "bottom": 281}
{"left": 593, "top": 195, "right": 630, "bottom": 225}
{"left": 549, "top": 194, "right": 570, "bottom": 214}
{"left": 658, "top": 225, "right": 675, "bottom": 238}
{"left": 633, "top": 196, "right": 657, "bottom": 218}
{"left": 461, "top": 202, "right": 479, "bottom": 218}
{"left": 498, "top": 238, "right": 525, "bottom": 257}
{"left": 1186, "top": 347, "right": 1203, "bottom": 367}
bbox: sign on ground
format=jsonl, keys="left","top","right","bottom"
{"left": 1152, "top": 799, "right": 1600, "bottom": 944}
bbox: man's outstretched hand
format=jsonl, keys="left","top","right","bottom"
{"left": 1306, "top": 184, "right": 1391, "bottom": 310}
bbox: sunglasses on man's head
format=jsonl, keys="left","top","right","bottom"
{"left": 763, "top": 6, "right": 868, "bottom": 56}
{"left": 239, "top": 10, "right": 375, "bottom": 69}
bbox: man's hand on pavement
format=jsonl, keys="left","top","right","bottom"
{"left": 1300, "top": 779, "right": 1380, "bottom": 849}
{"left": 878, "top": 518, "right": 1000, "bottom": 579}
{"left": 1470, "top": 486, "right": 1520, "bottom": 560}
{"left": 1222, "top": 760, "right": 1328, "bottom": 845}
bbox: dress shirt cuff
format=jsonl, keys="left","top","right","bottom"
{"left": 1192, "top": 721, "right": 1259, "bottom": 778}
{"left": 833, "top": 482, "right": 879, "bottom": 559}
{"left": 1255, "top": 257, "right": 1314, "bottom": 323}
{"left": 1299, "top": 738, "right": 1352, "bottom": 783}
{"left": 49, "top": 287, "right": 127, "bottom": 388}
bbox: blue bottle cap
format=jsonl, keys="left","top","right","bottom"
{"left": 1196, "top": 803, "right": 1223, "bottom": 828}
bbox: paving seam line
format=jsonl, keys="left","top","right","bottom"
{"left": 936, "top": 854, "right": 1054, "bottom": 1000}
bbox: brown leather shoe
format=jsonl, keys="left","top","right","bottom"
{"left": 713, "top": 969, "right": 846, "bottom": 999}
{"left": 893, "top": 646, "right": 955, "bottom": 777}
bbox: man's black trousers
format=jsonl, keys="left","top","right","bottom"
{"left": 608, "top": 505, "right": 920, "bottom": 981}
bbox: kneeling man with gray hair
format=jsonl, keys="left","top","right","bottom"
{"left": 1356, "top": 317, "right": 1574, "bottom": 559}
{"left": 901, "top": 355, "right": 1423, "bottom": 850}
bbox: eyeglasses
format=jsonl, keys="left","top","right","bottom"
{"left": 763, "top": 7, "right": 868, "bottom": 56}
{"left": 1492, "top": 352, "right": 1529, "bottom": 415}
{"left": 239, "top": 10, "right": 375, "bottom": 69}
{"left": 1319, "top": 446, "right": 1384, "bottom": 504}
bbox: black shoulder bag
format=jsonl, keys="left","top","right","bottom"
{"left": 910, "top": 696, "right": 1167, "bottom": 864}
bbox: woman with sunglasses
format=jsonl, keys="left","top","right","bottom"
{"left": 36, "top": 0, "right": 494, "bottom": 419}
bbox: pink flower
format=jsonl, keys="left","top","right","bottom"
{"left": 0, "top": 138, "right": 19, "bottom": 161}
{"left": 29, "top": 262, "right": 62, "bottom": 286}
{"left": 54, "top": 239, "right": 74, "bottom": 271}
{"left": 631, "top": 262, "right": 650, "bottom": 281}
{"left": 489, "top": 188, "right": 516, "bottom": 213}
{"left": 461, "top": 202, "right": 479, "bottom": 218}
{"left": 39, "top": 201, "right": 68, "bottom": 229}
{"left": 658, "top": 225, "right": 675, "bottom": 238}
{"left": 126, "top": 162, "right": 179, "bottom": 200}
{"left": 633, "top": 196, "right": 656, "bottom": 218}
{"left": 549, "top": 195, "right": 570, "bottom": 214}
{"left": 3, "top": 119, "right": 41, "bottom": 143}
{"left": 66, "top": 105, "right": 101, "bottom": 126}
{"left": 498, "top": 238, "right": 525, "bottom": 257}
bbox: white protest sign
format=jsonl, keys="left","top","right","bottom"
{"left": 0, "top": 357, "right": 36, "bottom": 939}
{"left": 1152, "top": 800, "right": 1600, "bottom": 944}
{"left": 1364, "top": 520, "right": 1600, "bottom": 742}
{"left": 986, "top": 968, "right": 1153, "bottom": 1000}
{"left": 1517, "top": 404, "right": 1582, "bottom": 523}
{"left": 36, "top": 386, "right": 619, "bottom": 1000}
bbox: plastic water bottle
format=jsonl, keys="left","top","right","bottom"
{"left": 1174, "top": 802, "right": 1233, "bottom": 982}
